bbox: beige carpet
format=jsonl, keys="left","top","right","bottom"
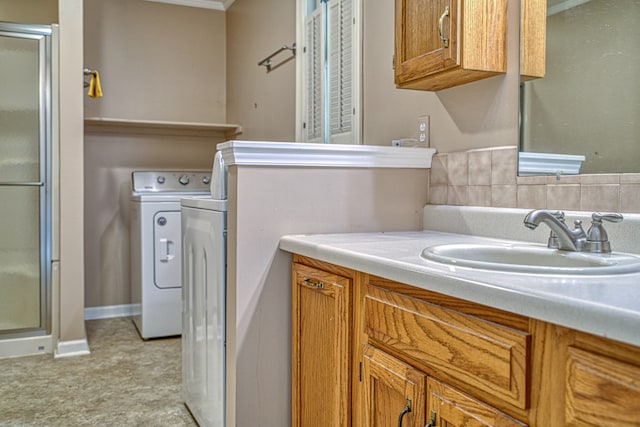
{"left": 0, "top": 317, "right": 197, "bottom": 426}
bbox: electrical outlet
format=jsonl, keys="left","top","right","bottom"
{"left": 417, "top": 115, "right": 430, "bottom": 146}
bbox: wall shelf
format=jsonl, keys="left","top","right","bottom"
{"left": 84, "top": 117, "right": 242, "bottom": 138}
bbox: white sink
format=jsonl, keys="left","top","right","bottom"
{"left": 420, "top": 243, "right": 640, "bottom": 275}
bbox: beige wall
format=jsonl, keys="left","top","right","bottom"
{"left": 226, "top": 165, "right": 429, "bottom": 426}
{"left": 82, "top": 0, "right": 228, "bottom": 308}
{"left": 362, "top": 0, "right": 519, "bottom": 150}
{"left": 83, "top": 132, "right": 222, "bottom": 308}
{"left": 59, "top": 0, "right": 85, "bottom": 343}
{"left": 84, "top": 0, "right": 226, "bottom": 123}
{"left": 225, "top": 0, "right": 297, "bottom": 140}
{"left": 225, "top": 0, "right": 519, "bottom": 151}
{"left": 0, "top": 0, "right": 58, "bottom": 23}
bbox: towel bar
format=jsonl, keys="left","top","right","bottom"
{"left": 83, "top": 67, "right": 96, "bottom": 88}
{"left": 258, "top": 43, "right": 296, "bottom": 72}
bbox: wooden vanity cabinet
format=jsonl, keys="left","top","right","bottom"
{"left": 394, "top": 0, "right": 508, "bottom": 91}
{"left": 290, "top": 255, "right": 640, "bottom": 427}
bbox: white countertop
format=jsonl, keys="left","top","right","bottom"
{"left": 280, "top": 231, "right": 640, "bottom": 347}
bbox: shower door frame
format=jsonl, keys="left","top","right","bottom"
{"left": 0, "top": 22, "right": 53, "bottom": 338}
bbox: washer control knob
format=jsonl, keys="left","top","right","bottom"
{"left": 202, "top": 176, "right": 211, "bottom": 185}
{"left": 157, "top": 216, "right": 167, "bottom": 226}
{"left": 178, "top": 174, "right": 190, "bottom": 185}
{"left": 157, "top": 176, "right": 166, "bottom": 184}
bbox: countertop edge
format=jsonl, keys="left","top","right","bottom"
{"left": 280, "top": 232, "right": 640, "bottom": 347}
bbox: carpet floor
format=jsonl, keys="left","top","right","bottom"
{"left": 0, "top": 317, "right": 197, "bottom": 426}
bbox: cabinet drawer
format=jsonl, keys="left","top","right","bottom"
{"left": 363, "top": 284, "right": 530, "bottom": 409}
{"left": 566, "top": 347, "right": 640, "bottom": 426}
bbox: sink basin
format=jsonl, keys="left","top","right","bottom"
{"left": 420, "top": 243, "right": 640, "bottom": 275}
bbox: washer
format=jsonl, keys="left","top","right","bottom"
{"left": 130, "top": 170, "right": 211, "bottom": 339}
{"left": 181, "top": 151, "right": 227, "bottom": 427}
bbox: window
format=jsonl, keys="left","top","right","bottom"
{"left": 298, "top": 0, "right": 360, "bottom": 144}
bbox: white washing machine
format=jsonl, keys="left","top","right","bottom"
{"left": 130, "top": 170, "right": 211, "bottom": 339}
{"left": 182, "top": 152, "right": 227, "bottom": 427}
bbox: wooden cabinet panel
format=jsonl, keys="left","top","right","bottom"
{"left": 363, "top": 284, "right": 530, "bottom": 409}
{"left": 394, "top": 0, "right": 507, "bottom": 91}
{"left": 520, "top": 0, "right": 546, "bottom": 81}
{"left": 565, "top": 347, "right": 640, "bottom": 426}
{"left": 427, "top": 377, "right": 527, "bottom": 427}
{"left": 362, "top": 344, "right": 427, "bottom": 427}
{"left": 292, "top": 263, "right": 352, "bottom": 427}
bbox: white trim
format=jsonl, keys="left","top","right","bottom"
{"left": 518, "top": 152, "right": 585, "bottom": 176}
{"left": 84, "top": 303, "right": 141, "bottom": 320}
{"left": 54, "top": 338, "right": 90, "bottom": 358}
{"left": 0, "top": 335, "right": 52, "bottom": 359}
{"left": 218, "top": 140, "right": 436, "bottom": 168}
{"left": 548, "top": 0, "right": 592, "bottom": 16}
{"left": 144, "top": 0, "right": 234, "bottom": 11}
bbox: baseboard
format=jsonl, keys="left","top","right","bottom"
{"left": 0, "top": 335, "right": 52, "bottom": 359}
{"left": 54, "top": 338, "right": 90, "bottom": 358}
{"left": 84, "top": 303, "right": 141, "bottom": 320}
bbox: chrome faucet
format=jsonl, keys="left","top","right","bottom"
{"left": 524, "top": 210, "right": 586, "bottom": 251}
{"left": 524, "top": 210, "right": 623, "bottom": 253}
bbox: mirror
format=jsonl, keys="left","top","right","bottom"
{"left": 519, "top": 0, "right": 640, "bottom": 175}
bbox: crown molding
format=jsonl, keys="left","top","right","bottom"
{"left": 145, "top": 0, "right": 235, "bottom": 11}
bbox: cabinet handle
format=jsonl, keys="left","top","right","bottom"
{"left": 438, "top": 6, "right": 450, "bottom": 48}
{"left": 303, "top": 278, "right": 324, "bottom": 288}
{"left": 425, "top": 410, "right": 437, "bottom": 427}
{"left": 397, "top": 398, "right": 412, "bottom": 427}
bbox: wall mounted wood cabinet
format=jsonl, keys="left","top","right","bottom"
{"left": 394, "top": 0, "right": 508, "bottom": 91}
{"left": 520, "top": 0, "right": 546, "bottom": 81}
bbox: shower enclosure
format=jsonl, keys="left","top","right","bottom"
{"left": 0, "top": 22, "right": 53, "bottom": 340}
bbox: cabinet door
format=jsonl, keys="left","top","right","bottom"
{"left": 362, "top": 344, "right": 427, "bottom": 427}
{"left": 565, "top": 347, "right": 640, "bottom": 426}
{"left": 394, "top": 0, "right": 458, "bottom": 85}
{"left": 426, "top": 378, "right": 527, "bottom": 427}
{"left": 292, "top": 263, "right": 351, "bottom": 427}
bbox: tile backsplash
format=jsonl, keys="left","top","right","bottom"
{"left": 428, "top": 146, "right": 640, "bottom": 213}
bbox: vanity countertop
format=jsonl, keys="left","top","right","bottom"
{"left": 280, "top": 230, "right": 640, "bottom": 347}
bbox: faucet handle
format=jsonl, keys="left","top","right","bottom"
{"left": 585, "top": 212, "right": 624, "bottom": 253}
{"left": 592, "top": 212, "right": 623, "bottom": 224}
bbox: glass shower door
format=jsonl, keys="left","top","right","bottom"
{"left": 0, "top": 23, "right": 51, "bottom": 334}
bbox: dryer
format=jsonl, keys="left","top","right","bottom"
{"left": 181, "top": 151, "right": 227, "bottom": 427}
